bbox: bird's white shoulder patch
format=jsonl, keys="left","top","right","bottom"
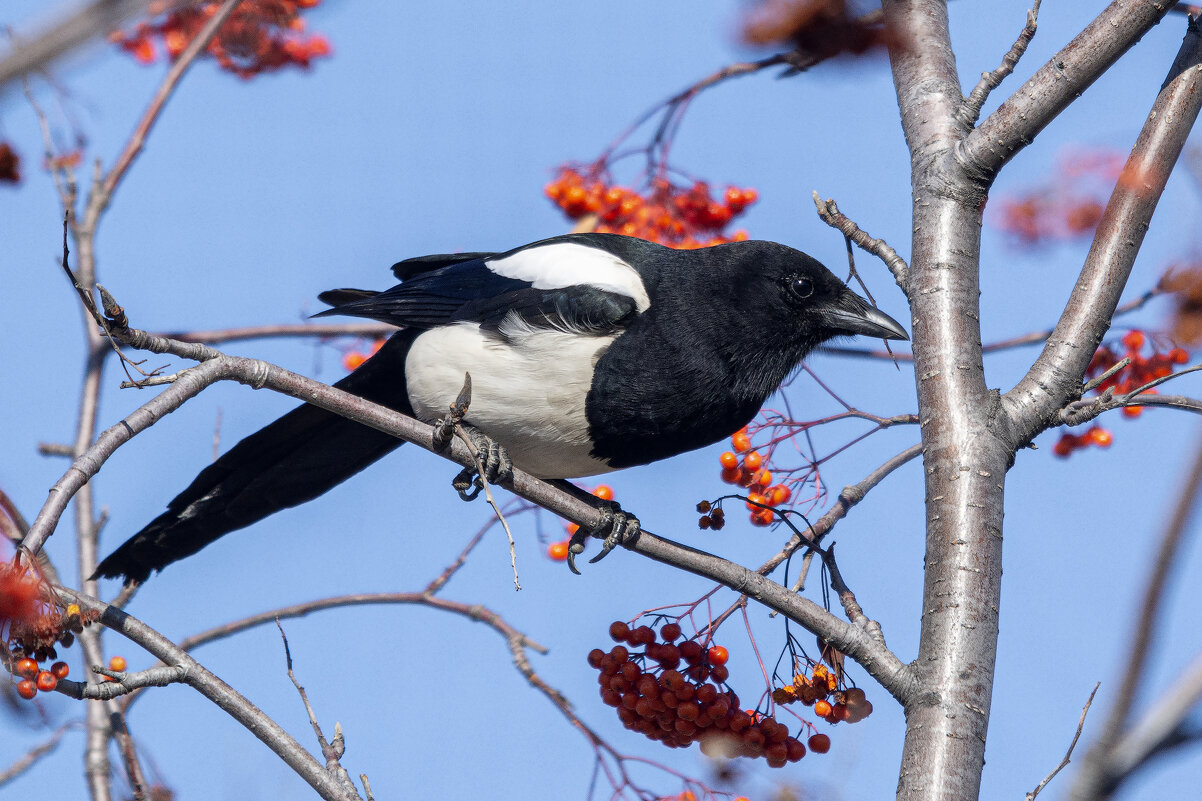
{"left": 485, "top": 243, "right": 651, "bottom": 312}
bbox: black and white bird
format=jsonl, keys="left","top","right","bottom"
{"left": 93, "top": 233, "right": 907, "bottom": 584}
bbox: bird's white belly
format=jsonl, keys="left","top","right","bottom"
{"left": 404, "top": 322, "right": 618, "bottom": 478}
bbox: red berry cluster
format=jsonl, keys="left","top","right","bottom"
{"left": 342, "top": 338, "right": 386, "bottom": 371}
{"left": 545, "top": 167, "right": 756, "bottom": 249}
{"left": 716, "top": 427, "right": 792, "bottom": 526}
{"left": 770, "top": 664, "right": 873, "bottom": 727}
{"left": 3, "top": 562, "right": 98, "bottom": 701}
{"left": 589, "top": 621, "right": 812, "bottom": 767}
{"left": 1053, "top": 330, "right": 1189, "bottom": 457}
{"left": 547, "top": 485, "right": 614, "bottom": 561}
{"left": 112, "top": 0, "right": 330, "bottom": 78}
{"left": 994, "top": 147, "right": 1124, "bottom": 245}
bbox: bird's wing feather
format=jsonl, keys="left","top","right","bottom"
{"left": 391, "top": 252, "right": 497, "bottom": 280}
{"left": 320, "top": 243, "right": 647, "bottom": 335}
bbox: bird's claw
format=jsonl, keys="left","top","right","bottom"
{"left": 449, "top": 427, "right": 512, "bottom": 502}
{"left": 565, "top": 502, "right": 640, "bottom": 574}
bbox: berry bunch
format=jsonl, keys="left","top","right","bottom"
{"left": 545, "top": 168, "right": 756, "bottom": 249}
{"left": 342, "top": 338, "right": 386, "bottom": 371}
{"left": 112, "top": 0, "right": 330, "bottom": 78}
{"left": 3, "top": 561, "right": 99, "bottom": 701}
{"left": 589, "top": 621, "right": 812, "bottom": 768}
{"left": 1053, "top": 330, "right": 1189, "bottom": 457}
{"left": 994, "top": 148, "right": 1124, "bottom": 246}
{"left": 770, "top": 664, "right": 873, "bottom": 725}
{"left": 547, "top": 485, "right": 614, "bottom": 561}
{"left": 716, "top": 427, "right": 793, "bottom": 526}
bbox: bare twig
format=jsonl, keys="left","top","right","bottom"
{"left": 1026, "top": 682, "right": 1100, "bottom": 801}
{"left": 812, "top": 192, "right": 909, "bottom": 292}
{"left": 955, "top": 0, "right": 1041, "bottom": 129}
{"left": 276, "top": 620, "right": 359, "bottom": 798}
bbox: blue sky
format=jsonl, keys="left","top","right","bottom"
{"left": 2, "top": 2, "right": 1201, "bottom": 800}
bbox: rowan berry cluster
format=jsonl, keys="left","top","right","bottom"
{"left": 342, "top": 338, "right": 386, "bottom": 371}
{"left": 995, "top": 148, "right": 1124, "bottom": 245}
{"left": 545, "top": 167, "right": 757, "bottom": 249}
{"left": 112, "top": 0, "right": 330, "bottom": 78}
{"left": 770, "top": 664, "right": 873, "bottom": 726}
{"left": 3, "top": 560, "right": 99, "bottom": 701}
{"left": 715, "top": 427, "right": 793, "bottom": 526}
{"left": 547, "top": 485, "right": 614, "bottom": 561}
{"left": 1053, "top": 330, "right": 1189, "bottom": 457}
{"left": 589, "top": 621, "right": 813, "bottom": 767}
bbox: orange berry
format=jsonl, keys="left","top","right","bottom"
{"left": 1122, "top": 405, "right": 1143, "bottom": 418}
{"left": 566, "top": 522, "right": 580, "bottom": 535}
{"left": 593, "top": 485, "right": 614, "bottom": 501}
{"left": 1089, "top": 428, "right": 1114, "bottom": 447}
{"left": 746, "top": 492, "right": 767, "bottom": 509}
{"left": 719, "top": 451, "right": 738, "bottom": 469}
{"left": 1170, "top": 347, "right": 1190, "bottom": 364}
{"left": 36, "top": 671, "right": 57, "bottom": 692}
{"left": 14, "top": 658, "right": 38, "bottom": 678}
{"left": 1052, "top": 434, "right": 1076, "bottom": 457}
{"left": 547, "top": 541, "right": 569, "bottom": 561}
{"left": 750, "top": 509, "right": 774, "bottom": 527}
{"left": 342, "top": 352, "right": 367, "bottom": 370}
{"left": 707, "top": 645, "right": 729, "bottom": 665}
{"left": 720, "top": 466, "right": 742, "bottom": 484}
{"left": 50, "top": 662, "right": 69, "bottom": 679}
{"left": 770, "top": 485, "right": 791, "bottom": 505}
{"left": 755, "top": 469, "right": 772, "bottom": 488}
{"left": 814, "top": 699, "right": 833, "bottom": 717}
{"left": 743, "top": 451, "right": 763, "bottom": 471}
{"left": 1121, "top": 330, "right": 1145, "bottom": 351}
{"left": 16, "top": 679, "right": 36, "bottom": 700}
{"left": 741, "top": 188, "right": 759, "bottom": 205}
{"left": 109, "top": 656, "right": 127, "bottom": 672}
{"left": 731, "top": 431, "right": 751, "bottom": 452}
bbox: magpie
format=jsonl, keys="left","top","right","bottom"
{"left": 93, "top": 233, "right": 907, "bottom": 584}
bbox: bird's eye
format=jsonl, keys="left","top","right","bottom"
{"left": 787, "top": 275, "right": 814, "bottom": 300}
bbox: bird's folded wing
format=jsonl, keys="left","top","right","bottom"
{"left": 318, "top": 257, "right": 639, "bottom": 336}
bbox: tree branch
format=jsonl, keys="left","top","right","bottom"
{"left": 1005, "top": 16, "right": 1202, "bottom": 442}
{"left": 960, "top": 0, "right": 1177, "bottom": 181}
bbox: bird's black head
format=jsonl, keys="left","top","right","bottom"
{"left": 710, "top": 239, "right": 906, "bottom": 343}
{"left": 682, "top": 240, "right": 907, "bottom": 397}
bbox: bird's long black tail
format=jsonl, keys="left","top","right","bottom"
{"left": 92, "top": 332, "right": 418, "bottom": 585}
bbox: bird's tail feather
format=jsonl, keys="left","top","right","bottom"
{"left": 92, "top": 332, "right": 416, "bottom": 585}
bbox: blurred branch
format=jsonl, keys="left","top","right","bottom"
{"left": 0, "top": 0, "right": 152, "bottom": 92}
{"left": 0, "top": 721, "right": 79, "bottom": 788}
{"left": 1068, "top": 429, "right": 1202, "bottom": 801}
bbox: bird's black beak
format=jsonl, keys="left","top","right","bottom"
{"left": 824, "top": 290, "right": 909, "bottom": 341}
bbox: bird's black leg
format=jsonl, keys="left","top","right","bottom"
{"left": 448, "top": 426, "right": 514, "bottom": 502}
{"left": 429, "top": 372, "right": 513, "bottom": 501}
{"left": 549, "top": 479, "right": 640, "bottom": 574}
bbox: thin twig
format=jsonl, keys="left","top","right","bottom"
{"left": 0, "top": 721, "right": 79, "bottom": 787}
{"left": 956, "top": 0, "right": 1042, "bottom": 128}
{"left": 812, "top": 191, "right": 909, "bottom": 292}
{"left": 1026, "top": 682, "right": 1100, "bottom": 801}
